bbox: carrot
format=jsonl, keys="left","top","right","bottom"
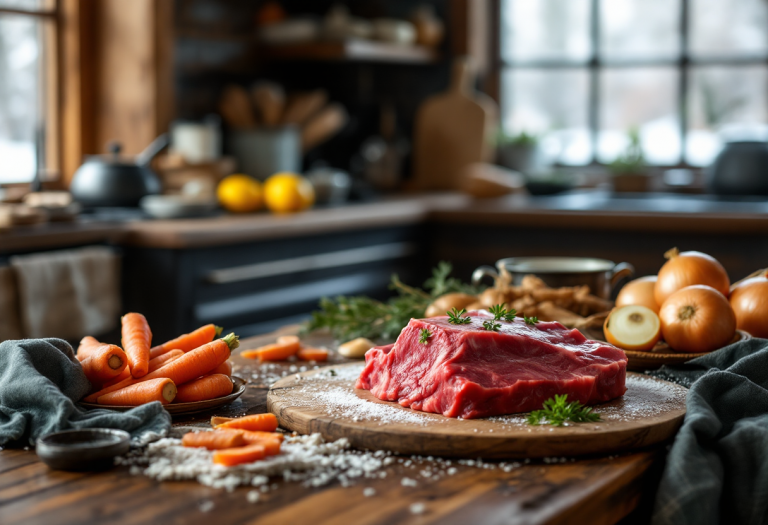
{"left": 214, "top": 413, "right": 278, "bottom": 432}
{"left": 76, "top": 336, "right": 105, "bottom": 362}
{"left": 182, "top": 430, "right": 245, "bottom": 450}
{"left": 211, "top": 416, "right": 234, "bottom": 427}
{"left": 212, "top": 444, "right": 266, "bottom": 467}
{"left": 175, "top": 374, "right": 233, "bottom": 403}
{"left": 149, "top": 324, "right": 222, "bottom": 360}
{"left": 80, "top": 344, "right": 126, "bottom": 384}
{"left": 97, "top": 378, "right": 176, "bottom": 406}
{"left": 277, "top": 335, "right": 300, "bottom": 346}
{"left": 102, "top": 367, "right": 131, "bottom": 388}
{"left": 220, "top": 429, "right": 284, "bottom": 443}
{"left": 210, "top": 360, "right": 232, "bottom": 377}
{"left": 148, "top": 349, "right": 184, "bottom": 373}
{"left": 122, "top": 313, "right": 152, "bottom": 378}
{"left": 241, "top": 339, "right": 300, "bottom": 361}
{"left": 83, "top": 333, "right": 239, "bottom": 403}
{"left": 297, "top": 347, "right": 328, "bottom": 362}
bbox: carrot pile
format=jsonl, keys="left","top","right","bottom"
{"left": 76, "top": 318, "right": 237, "bottom": 407}
{"left": 240, "top": 335, "right": 328, "bottom": 362}
{"left": 182, "top": 413, "right": 284, "bottom": 467}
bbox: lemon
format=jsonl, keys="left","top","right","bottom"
{"left": 217, "top": 174, "right": 263, "bottom": 213}
{"left": 264, "top": 172, "right": 315, "bottom": 213}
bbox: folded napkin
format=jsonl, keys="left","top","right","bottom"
{"left": 10, "top": 247, "right": 121, "bottom": 340}
{"left": 651, "top": 338, "right": 768, "bottom": 525}
{"left": 0, "top": 338, "right": 170, "bottom": 447}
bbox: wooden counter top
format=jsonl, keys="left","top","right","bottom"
{"left": 3, "top": 191, "right": 767, "bottom": 253}
{"left": 0, "top": 329, "right": 663, "bottom": 525}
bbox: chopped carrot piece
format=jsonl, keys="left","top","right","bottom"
{"left": 175, "top": 374, "right": 233, "bottom": 403}
{"left": 97, "top": 378, "right": 176, "bottom": 406}
{"left": 211, "top": 416, "right": 234, "bottom": 427}
{"left": 182, "top": 430, "right": 245, "bottom": 450}
{"left": 214, "top": 413, "right": 278, "bottom": 432}
{"left": 219, "top": 429, "right": 284, "bottom": 444}
{"left": 277, "top": 335, "right": 300, "bottom": 346}
{"left": 213, "top": 444, "right": 266, "bottom": 467}
{"left": 241, "top": 339, "right": 300, "bottom": 361}
{"left": 297, "top": 347, "right": 328, "bottom": 362}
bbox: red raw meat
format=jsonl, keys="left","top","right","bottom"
{"left": 355, "top": 311, "right": 627, "bottom": 419}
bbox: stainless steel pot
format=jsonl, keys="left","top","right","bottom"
{"left": 472, "top": 257, "right": 635, "bottom": 299}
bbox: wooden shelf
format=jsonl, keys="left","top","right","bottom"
{"left": 260, "top": 39, "right": 439, "bottom": 64}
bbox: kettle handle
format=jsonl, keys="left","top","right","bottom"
{"left": 137, "top": 133, "right": 169, "bottom": 167}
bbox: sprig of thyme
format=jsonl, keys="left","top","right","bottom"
{"left": 527, "top": 395, "right": 601, "bottom": 426}
{"left": 483, "top": 320, "right": 501, "bottom": 332}
{"left": 489, "top": 304, "right": 518, "bottom": 322}
{"left": 524, "top": 315, "right": 539, "bottom": 325}
{"left": 447, "top": 308, "right": 472, "bottom": 325}
{"left": 419, "top": 328, "right": 432, "bottom": 344}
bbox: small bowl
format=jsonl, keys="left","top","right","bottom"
{"left": 36, "top": 429, "right": 130, "bottom": 471}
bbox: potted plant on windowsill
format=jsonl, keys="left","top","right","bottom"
{"left": 609, "top": 128, "right": 651, "bottom": 193}
{"left": 496, "top": 130, "right": 540, "bottom": 174}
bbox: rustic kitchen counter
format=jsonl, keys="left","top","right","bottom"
{"left": 0, "top": 329, "right": 664, "bottom": 525}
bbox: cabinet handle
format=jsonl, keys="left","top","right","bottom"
{"left": 205, "top": 242, "right": 417, "bottom": 284}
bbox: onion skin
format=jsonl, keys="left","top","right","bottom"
{"left": 730, "top": 276, "right": 768, "bottom": 338}
{"left": 425, "top": 293, "right": 477, "bottom": 318}
{"left": 616, "top": 276, "right": 659, "bottom": 313}
{"left": 659, "top": 285, "right": 736, "bottom": 353}
{"left": 654, "top": 249, "right": 730, "bottom": 306}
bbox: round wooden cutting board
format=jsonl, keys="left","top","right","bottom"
{"left": 267, "top": 364, "right": 687, "bottom": 459}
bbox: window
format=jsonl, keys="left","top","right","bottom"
{"left": 499, "top": 0, "right": 768, "bottom": 167}
{"left": 0, "top": 0, "right": 58, "bottom": 184}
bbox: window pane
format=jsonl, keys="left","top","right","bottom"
{"left": 600, "top": 0, "right": 680, "bottom": 60}
{"left": 690, "top": 0, "right": 768, "bottom": 57}
{"left": 501, "top": 0, "right": 591, "bottom": 63}
{"left": 0, "top": 0, "right": 53, "bottom": 10}
{"left": 502, "top": 68, "right": 591, "bottom": 165}
{"left": 598, "top": 68, "right": 680, "bottom": 165}
{"left": 0, "top": 14, "right": 41, "bottom": 183}
{"left": 686, "top": 66, "right": 768, "bottom": 166}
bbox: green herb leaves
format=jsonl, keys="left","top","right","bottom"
{"left": 489, "top": 304, "right": 517, "bottom": 322}
{"left": 447, "top": 308, "right": 472, "bottom": 325}
{"left": 527, "top": 395, "right": 601, "bottom": 426}
{"left": 419, "top": 328, "right": 432, "bottom": 344}
{"left": 483, "top": 320, "right": 501, "bottom": 332}
{"left": 524, "top": 316, "right": 539, "bottom": 325}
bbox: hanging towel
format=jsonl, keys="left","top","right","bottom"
{"left": 10, "top": 246, "right": 121, "bottom": 340}
{"left": 0, "top": 266, "right": 23, "bottom": 341}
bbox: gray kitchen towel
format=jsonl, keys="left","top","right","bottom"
{"left": 650, "top": 338, "right": 768, "bottom": 525}
{"left": 0, "top": 338, "right": 170, "bottom": 447}
{"left": 11, "top": 246, "right": 121, "bottom": 340}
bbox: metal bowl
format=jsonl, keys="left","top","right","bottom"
{"left": 36, "top": 428, "right": 130, "bottom": 471}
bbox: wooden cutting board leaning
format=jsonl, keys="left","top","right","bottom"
{"left": 411, "top": 56, "right": 498, "bottom": 190}
{"left": 268, "top": 363, "right": 687, "bottom": 459}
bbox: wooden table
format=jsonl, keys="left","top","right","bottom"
{"left": 0, "top": 330, "right": 666, "bottom": 525}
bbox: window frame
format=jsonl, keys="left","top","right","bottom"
{"left": 0, "top": 0, "right": 61, "bottom": 185}
{"left": 497, "top": 0, "right": 768, "bottom": 168}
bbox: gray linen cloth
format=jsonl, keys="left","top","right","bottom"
{"left": 0, "top": 338, "right": 170, "bottom": 447}
{"left": 651, "top": 338, "right": 768, "bottom": 525}
{"left": 11, "top": 247, "right": 121, "bottom": 340}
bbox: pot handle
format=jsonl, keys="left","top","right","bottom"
{"left": 472, "top": 265, "right": 499, "bottom": 287}
{"left": 137, "top": 133, "right": 169, "bottom": 167}
{"left": 610, "top": 262, "right": 635, "bottom": 295}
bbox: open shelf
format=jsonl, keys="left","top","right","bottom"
{"left": 260, "top": 39, "right": 439, "bottom": 64}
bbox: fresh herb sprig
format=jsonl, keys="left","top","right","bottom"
{"left": 527, "top": 395, "right": 601, "bottom": 427}
{"left": 419, "top": 328, "right": 432, "bottom": 344}
{"left": 524, "top": 315, "right": 539, "bottom": 325}
{"left": 305, "top": 262, "right": 483, "bottom": 342}
{"left": 483, "top": 320, "right": 501, "bottom": 332}
{"left": 489, "top": 304, "right": 517, "bottom": 322}
{"left": 447, "top": 308, "right": 472, "bottom": 325}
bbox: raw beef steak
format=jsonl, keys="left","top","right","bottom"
{"left": 356, "top": 311, "right": 627, "bottom": 419}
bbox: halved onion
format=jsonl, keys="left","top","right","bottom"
{"left": 659, "top": 285, "right": 736, "bottom": 353}
{"left": 616, "top": 276, "right": 659, "bottom": 313}
{"left": 729, "top": 273, "right": 768, "bottom": 338}
{"left": 604, "top": 305, "right": 661, "bottom": 351}
{"left": 654, "top": 248, "right": 730, "bottom": 306}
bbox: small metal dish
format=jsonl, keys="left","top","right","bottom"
{"left": 36, "top": 428, "right": 130, "bottom": 471}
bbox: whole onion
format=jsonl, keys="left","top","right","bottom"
{"left": 659, "top": 285, "right": 736, "bottom": 353}
{"left": 616, "top": 275, "right": 659, "bottom": 313}
{"left": 654, "top": 248, "right": 730, "bottom": 306}
{"left": 730, "top": 273, "right": 768, "bottom": 338}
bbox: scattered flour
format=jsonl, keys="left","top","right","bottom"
{"left": 363, "top": 487, "right": 376, "bottom": 497}
{"left": 410, "top": 502, "right": 426, "bottom": 515}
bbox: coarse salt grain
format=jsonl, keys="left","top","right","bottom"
{"left": 363, "top": 487, "right": 376, "bottom": 497}
{"left": 410, "top": 502, "right": 426, "bottom": 515}
{"left": 401, "top": 477, "right": 418, "bottom": 487}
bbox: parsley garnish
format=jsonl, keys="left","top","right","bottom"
{"left": 447, "top": 308, "right": 472, "bottom": 325}
{"left": 482, "top": 320, "right": 501, "bottom": 332}
{"left": 524, "top": 315, "right": 539, "bottom": 325}
{"left": 419, "top": 328, "right": 432, "bottom": 344}
{"left": 527, "top": 395, "right": 601, "bottom": 426}
{"left": 489, "top": 303, "right": 517, "bottom": 322}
